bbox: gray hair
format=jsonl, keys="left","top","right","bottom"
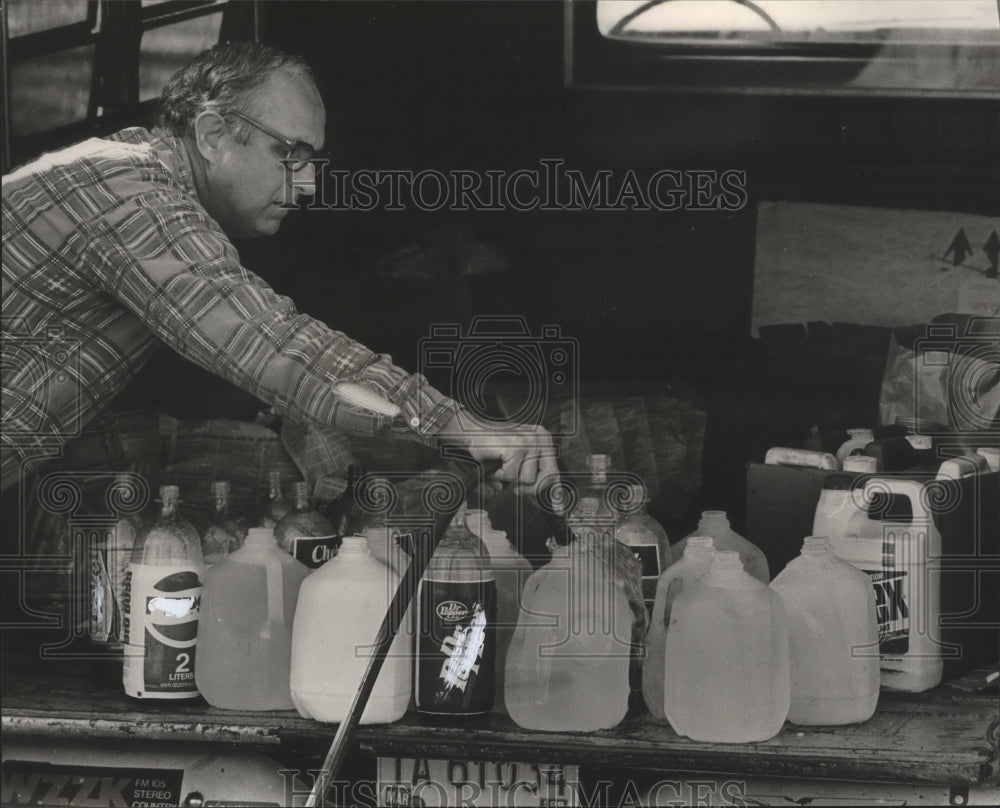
{"left": 158, "top": 42, "right": 316, "bottom": 141}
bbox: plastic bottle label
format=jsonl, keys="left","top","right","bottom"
{"left": 865, "top": 568, "right": 909, "bottom": 654}
{"left": 630, "top": 543, "right": 661, "bottom": 580}
{"left": 416, "top": 578, "right": 497, "bottom": 714}
{"left": 289, "top": 534, "right": 339, "bottom": 569}
{"left": 88, "top": 528, "right": 115, "bottom": 644}
{"left": 122, "top": 564, "right": 202, "bottom": 698}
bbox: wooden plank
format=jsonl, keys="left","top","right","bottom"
{"left": 2, "top": 662, "right": 997, "bottom": 787}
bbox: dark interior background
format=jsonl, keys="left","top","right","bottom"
{"left": 108, "top": 0, "right": 1000, "bottom": 535}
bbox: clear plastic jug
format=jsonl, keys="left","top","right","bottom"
{"left": 290, "top": 535, "right": 411, "bottom": 723}
{"left": 504, "top": 530, "right": 633, "bottom": 732}
{"left": 642, "top": 536, "right": 714, "bottom": 721}
{"left": 771, "top": 536, "right": 880, "bottom": 725}
{"left": 196, "top": 527, "right": 310, "bottom": 710}
{"left": 662, "top": 551, "right": 790, "bottom": 743}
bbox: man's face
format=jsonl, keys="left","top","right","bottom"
{"left": 206, "top": 70, "right": 326, "bottom": 238}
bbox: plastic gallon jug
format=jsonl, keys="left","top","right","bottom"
{"left": 662, "top": 551, "right": 790, "bottom": 743}
{"left": 770, "top": 537, "right": 880, "bottom": 725}
{"left": 829, "top": 477, "right": 944, "bottom": 692}
{"left": 415, "top": 504, "right": 497, "bottom": 717}
{"left": 504, "top": 522, "right": 634, "bottom": 732}
{"left": 642, "top": 536, "right": 714, "bottom": 721}
{"left": 467, "top": 508, "right": 532, "bottom": 715}
{"left": 290, "top": 535, "right": 411, "bottom": 723}
{"left": 196, "top": 527, "right": 310, "bottom": 710}
{"left": 671, "top": 510, "right": 770, "bottom": 583}
{"left": 122, "top": 485, "right": 203, "bottom": 700}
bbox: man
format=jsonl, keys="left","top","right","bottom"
{"left": 1, "top": 42, "right": 556, "bottom": 496}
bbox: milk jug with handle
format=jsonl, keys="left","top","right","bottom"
{"left": 662, "top": 550, "right": 790, "bottom": 743}
{"left": 504, "top": 499, "right": 634, "bottom": 732}
{"left": 290, "top": 535, "right": 412, "bottom": 723}
{"left": 197, "top": 527, "right": 310, "bottom": 710}
{"left": 771, "top": 536, "right": 880, "bottom": 725}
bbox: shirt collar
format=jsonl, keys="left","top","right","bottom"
{"left": 148, "top": 126, "right": 198, "bottom": 198}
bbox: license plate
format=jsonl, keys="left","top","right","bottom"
{"left": 377, "top": 757, "right": 579, "bottom": 807}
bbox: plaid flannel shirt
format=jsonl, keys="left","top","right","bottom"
{"left": 2, "top": 127, "right": 460, "bottom": 488}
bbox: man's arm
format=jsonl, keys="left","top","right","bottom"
{"left": 86, "top": 194, "right": 461, "bottom": 438}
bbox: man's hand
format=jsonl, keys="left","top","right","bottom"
{"left": 436, "top": 410, "right": 558, "bottom": 495}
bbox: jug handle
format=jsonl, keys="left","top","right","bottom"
{"left": 861, "top": 477, "right": 934, "bottom": 526}
{"left": 260, "top": 547, "right": 285, "bottom": 640}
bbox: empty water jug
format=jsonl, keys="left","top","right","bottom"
{"left": 662, "top": 551, "right": 790, "bottom": 743}
{"left": 771, "top": 536, "right": 880, "bottom": 725}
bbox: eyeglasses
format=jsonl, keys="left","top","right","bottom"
{"left": 227, "top": 109, "right": 328, "bottom": 171}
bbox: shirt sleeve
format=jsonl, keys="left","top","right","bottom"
{"left": 84, "top": 189, "right": 461, "bottom": 439}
